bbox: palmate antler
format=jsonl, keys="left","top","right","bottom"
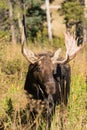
{"left": 52, "top": 32, "right": 84, "bottom": 64}
{"left": 22, "top": 42, "right": 38, "bottom": 64}
{"left": 22, "top": 31, "right": 84, "bottom": 64}
{"left": 64, "top": 32, "right": 84, "bottom": 61}
{"left": 22, "top": 41, "right": 44, "bottom": 64}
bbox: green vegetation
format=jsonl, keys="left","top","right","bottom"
{"left": 61, "top": 0, "right": 84, "bottom": 45}
{"left": 25, "top": 0, "right": 46, "bottom": 41}
{"left": 62, "top": 1, "right": 84, "bottom": 24}
{"left": 0, "top": 0, "right": 47, "bottom": 43}
{"left": 51, "top": 74, "right": 87, "bottom": 130}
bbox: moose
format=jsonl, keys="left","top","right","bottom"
{"left": 22, "top": 32, "right": 83, "bottom": 129}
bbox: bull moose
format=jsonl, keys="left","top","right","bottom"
{"left": 22, "top": 32, "right": 83, "bottom": 129}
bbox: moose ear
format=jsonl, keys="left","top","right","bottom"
{"left": 51, "top": 48, "right": 61, "bottom": 63}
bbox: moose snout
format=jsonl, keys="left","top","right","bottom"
{"left": 46, "top": 82, "right": 56, "bottom": 94}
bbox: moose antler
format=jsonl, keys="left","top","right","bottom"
{"left": 22, "top": 31, "right": 84, "bottom": 64}
{"left": 64, "top": 32, "right": 83, "bottom": 60}
{"left": 52, "top": 31, "right": 84, "bottom": 64}
{"left": 22, "top": 41, "right": 38, "bottom": 64}
{"left": 22, "top": 41, "right": 45, "bottom": 64}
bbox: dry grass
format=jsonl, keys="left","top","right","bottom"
{"left": 52, "top": 12, "right": 66, "bottom": 37}
{"left": 50, "top": 46, "right": 87, "bottom": 130}
{"left": 52, "top": 0, "right": 63, "bottom": 5}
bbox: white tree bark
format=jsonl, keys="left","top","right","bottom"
{"left": 17, "top": 0, "right": 26, "bottom": 45}
{"left": 45, "top": 0, "right": 53, "bottom": 43}
{"left": 84, "top": 0, "right": 87, "bottom": 42}
{"left": 9, "top": 0, "right": 16, "bottom": 44}
{"left": 17, "top": 12, "right": 26, "bottom": 45}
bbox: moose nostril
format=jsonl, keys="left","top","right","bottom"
{"left": 46, "top": 82, "right": 56, "bottom": 94}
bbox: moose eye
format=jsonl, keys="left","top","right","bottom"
{"left": 38, "top": 67, "right": 42, "bottom": 72}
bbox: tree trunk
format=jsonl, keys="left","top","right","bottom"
{"left": 17, "top": 12, "right": 26, "bottom": 45}
{"left": 45, "top": 0, "right": 53, "bottom": 43}
{"left": 9, "top": 0, "right": 16, "bottom": 44}
{"left": 84, "top": 0, "right": 87, "bottom": 42}
{"left": 21, "top": 0, "right": 27, "bottom": 38}
{"left": 17, "top": 0, "right": 26, "bottom": 45}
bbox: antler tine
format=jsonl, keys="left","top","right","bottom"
{"left": 53, "top": 31, "right": 84, "bottom": 64}
{"left": 64, "top": 31, "right": 84, "bottom": 61}
{"left": 22, "top": 41, "right": 38, "bottom": 64}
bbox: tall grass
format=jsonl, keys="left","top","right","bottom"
{"left": 50, "top": 48, "right": 87, "bottom": 130}
{"left": 50, "top": 74, "right": 87, "bottom": 130}
{"left": 0, "top": 42, "right": 87, "bottom": 130}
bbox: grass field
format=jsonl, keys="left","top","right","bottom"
{"left": 0, "top": 42, "right": 87, "bottom": 130}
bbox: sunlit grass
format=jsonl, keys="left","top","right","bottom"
{"left": 50, "top": 49, "right": 87, "bottom": 130}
